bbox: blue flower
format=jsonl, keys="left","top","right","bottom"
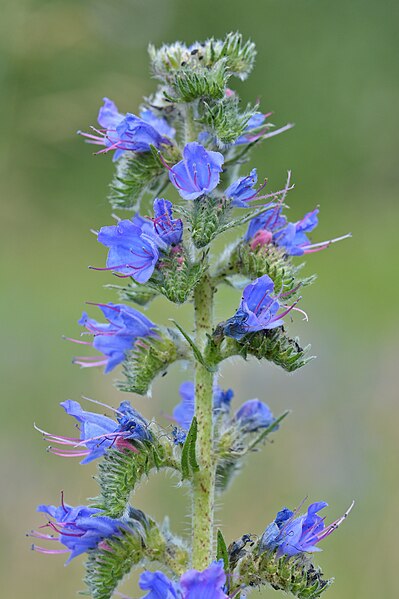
{"left": 31, "top": 498, "right": 126, "bottom": 563}
{"left": 70, "top": 302, "right": 155, "bottom": 372}
{"left": 79, "top": 98, "right": 175, "bottom": 161}
{"left": 153, "top": 198, "right": 183, "bottom": 246}
{"left": 222, "top": 275, "right": 297, "bottom": 340}
{"left": 139, "top": 570, "right": 179, "bottom": 598}
{"left": 172, "top": 382, "right": 234, "bottom": 439}
{"left": 36, "top": 398, "right": 151, "bottom": 463}
{"left": 246, "top": 205, "right": 350, "bottom": 256}
{"left": 166, "top": 142, "right": 224, "bottom": 200}
{"left": 225, "top": 168, "right": 267, "bottom": 207}
{"left": 234, "top": 399, "right": 276, "bottom": 433}
{"left": 260, "top": 500, "right": 354, "bottom": 558}
{"left": 235, "top": 112, "right": 267, "bottom": 145}
{"left": 96, "top": 217, "right": 160, "bottom": 283}
{"left": 139, "top": 560, "right": 228, "bottom": 598}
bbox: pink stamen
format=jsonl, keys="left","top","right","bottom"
{"left": 81, "top": 395, "right": 123, "bottom": 415}
{"left": 27, "top": 531, "right": 58, "bottom": 541}
{"left": 262, "top": 123, "right": 294, "bottom": 139}
{"left": 315, "top": 500, "right": 355, "bottom": 542}
{"left": 303, "top": 233, "right": 352, "bottom": 253}
{"left": 73, "top": 358, "right": 108, "bottom": 368}
{"left": 48, "top": 448, "right": 91, "bottom": 458}
{"left": 32, "top": 545, "right": 69, "bottom": 555}
{"left": 63, "top": 337, "right": 91, "bottom": 345}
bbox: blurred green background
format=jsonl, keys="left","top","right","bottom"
{"left": 1, "top": 0, "right": 398, "bottom": 597}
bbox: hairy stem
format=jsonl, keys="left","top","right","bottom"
{"left": 192, "top": 273, "right": 215, "bottom": 569}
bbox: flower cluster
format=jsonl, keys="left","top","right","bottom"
{"left": 222, "top": 274, "right": 301, "bottom": 341}
{"left": 94, "top": 199, "right": 183, "bottom": 284}
{"left": 79, "top": 97, "right": 175, "bottom": 161}
{"left": 32, "top": 33, "right": 353, "bottom": 599}
{"left": 36, "top": 398, "right": 151, "bottom": 463}
{"left": 172, "top": 380, "right": 276, "bottom": 443}
{"left": 246, "top": 204, "right": 351, "bottom": 256}
{"left": 260, "top": 500, "right": 355, "bottom": 558}
{"left": 138, "top": 561, "right": 228, "bottom": 599}
{"left": 68, "top": 302, "right": 155, "bottom": 372}
{"left": 30, "top": 495, "right": 126, "bottom": 563}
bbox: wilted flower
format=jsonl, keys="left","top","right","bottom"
{"left": 78, "top": 97, "right": 175, "bottom": 161}
{"left": 139, "top": 560, "right": 228, "bottom": 598}
{"left": 165, "top": 142, "right": 224, "bottom": 200}
{"left": 260, "top": 500, "right": 354, "bottom": 558}
{"left": 30, "top": 496, "right": 126, "bottom": 563}
{"left": 68, "top": 302, "right": 155, "bottom": 372}
{"left": 35, "top": 398, "right": 151, "bottom": 463}
{"left": 222, "top": 275, "right": 299, "bottom": 340}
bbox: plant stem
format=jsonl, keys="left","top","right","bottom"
{"left": 192, "top": 273, "right": 215, "bottom": 569}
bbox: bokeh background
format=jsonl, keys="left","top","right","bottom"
{"left": 1, "top": 0, "right": 398, "bottom": 597}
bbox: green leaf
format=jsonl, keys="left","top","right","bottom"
{"left": 171, "top": 320, "right": 214, "bottom": 371}
{"left": 216, "top": 530, "right": 230, "bottom": 572}
{"left": 198, "top": 97, "right": 258, "bottom": 145}
{"left": 181, "top": 416, "right": 199, "bottom": 480}
{"left": 118, "top": 329, "right": 187, "bottom": 395}
{"left": 108, "top": 147, "right": 166, "bottom": 211}
{"left": 105, "top": 281, "right": 159, "bottom": 306}
{"left": 168, "top": 61, "right": 228, "bottom": 103}
{"left": 213, "top": 326, "right": 313, "bottom": 373}
{"left": 92, "top": 439, "right": 179, "bottom": 518}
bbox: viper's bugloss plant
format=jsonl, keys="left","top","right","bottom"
{"left": 31, "top": 32, "right": 353, "bottom": 598}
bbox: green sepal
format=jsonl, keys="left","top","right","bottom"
{"left": 211, "top": 327, "right": 313, "bottom": 373}
{"left": 216, "top": 530, "right": 230, "bottom": 572}
{"left": 171, "top": 319, "right": 215, "bottom": 372}
{"left": 85, "top": 507, "right": 189, "bottom": 599}
{"left": 150, "top": 248, "right": 206, "bottom": 304}
{"left": 212, "top": 32, "right": 257, "bottom": 81}
{"left": 181, "top": 416, "right": 200, "bottom": 480}
{"left": 118, "top": 328, "right": 187, "bottom": 395}
{"left": 235, "top": 549, "right": 333, "bottom": 598}
{"left": 215, "top": 241, "right": 316, "bottom": 297}
{"left": 198, "top": 96, "right": 258, "bottom": 146}
{"left": 105, "top": 281, "right": 159, "bottom": 306}
{"left": 92, "top": 433, "right": 180, "bottom": 518}
{"left": 215, "top": 411, "right": 289, "bottom": 493}
{"left": 190, "top": 196, "right": 231, "bottom": 248}
{"left": 166, "top": 60, "right": 228, "bottom": 103}
{"left": 149, "top": 33, "right": 256, "bottom": 83}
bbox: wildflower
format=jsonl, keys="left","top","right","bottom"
{"left": 139, "top": 560, "right": 228, "bottom": 598}
{"left": 69, "top": 302, "right": 155, "bottom": 372}
{"left": 222, "top": 275, "right": 299, "bottom": 340}
{"left": 235, "top": 112, "right": 268, "bottom": 145}
{"left": 260, "top": 500, "right": 354, "bottom": 558}
{"left": 36, "top": 398, "right": 151, "bottom": 463}
{"left": 172, "top": 381, "right": 234, "bottom": 436}
{"left": 152, "top": 198, "right": 183, "bottom": 246}
{"left": 96, "top": 217, "right": 160, "bottom": 283}
{"left": 246, "top": 205, "right": 350, "bottom": 256}
{"left": 225, "top": 168, "right": 268, "bottom": 207}
{"left": 165, "top": 142, "right": 224, "bottom": 200}
{"left": 78, "top": 97, "right": 175, "bottom": 161}
{"left": 30, "top": 495, "right": 126, "bottom": 563}
{"left": 234, "top": 399, "right": 276, "bottom": 433}
{"left": 95, "top": 201, "right": 183, "bottom": 281}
